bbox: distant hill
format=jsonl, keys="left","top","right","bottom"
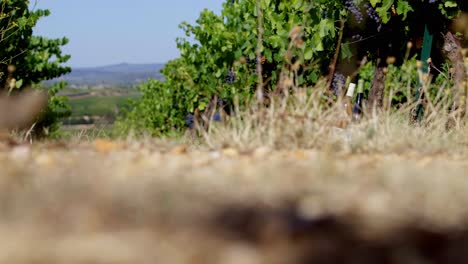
{"left": 47, "top": 63, "right": 165, "bottom": 88}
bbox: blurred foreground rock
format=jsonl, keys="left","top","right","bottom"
{"left": 0, "top": 144, "right": 468, "bottom": 263}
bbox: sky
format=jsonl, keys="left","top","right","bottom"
{"left": 32, "top": 0, "right": 225, "bottom": 68}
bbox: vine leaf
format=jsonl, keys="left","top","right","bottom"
{"left": 444, "top": 1, "right": 457, "bottom": 8}
{"left": 341, "top": 42, "right": 352, "bottom": 60}
{"left": 396, "top": 0, "right": 413, "bottom": 20}
{"left": 369, "top": 0, "right": 379, "bottom": 7}
{"left": 304, "top": 48, "right": 313, "bottom": 60}
{"left": 376, "top": 0, "right": 394, "bottom": 24}
{"left": 15, "top": 79, "right": 23, "bottom": 89}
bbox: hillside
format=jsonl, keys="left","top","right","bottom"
{"left": 47, "top": 63, "right": 165, "bottom": 88}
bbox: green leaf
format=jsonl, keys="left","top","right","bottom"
{"left": 304, "top": 48, "right": 313, "bottom": 60}
{"left": 264, "top": 49, "right": 272, "bottom": 62}
{"left": 308, "top": 72, "right": 318, "bottom": 83}
{"left": 15, "top": 79, "right": 23, "bottom": 89}
{"left": 369, "top": 0, "right": 380, "bottom": 7}
{"left": 444, "top": 1, "right": 457, "bottom": 8}
{"left": 341, "top": 42, "right": 352, "bottom": 60}
{"left": 198, "top": 101, "right": 208, "bottom": 111}
{"left": 313, "top": 34, "right": 323, "bottom": 51}
{"left": 396, "top": 0, "right": 413, "bottom": 20}
{"left": 318, "top": 19, "right": 334, "bottom": 38}
{"left": 376, "top": 0, "right": 394, "bottom": 24}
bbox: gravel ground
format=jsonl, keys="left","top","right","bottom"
{"left": 0, "top": 139, "right": 468, "bottom": 263}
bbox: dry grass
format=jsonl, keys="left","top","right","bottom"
{"left": 200, "top": 85, "right": 467, "bottom": 156}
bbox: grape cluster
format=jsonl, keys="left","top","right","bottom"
{"left": 224, "top": 70, "right": 236, "bottom": 84}
{"left": 245, "top": 56, "right": 255, "bottom": 65}
{"left": 428, "top": 0, "right": 438, "bottom": 3}
{"left": 321, "top": 10, "right": 327, "bottom": 19}
{"left": 245, "top": 55, "right": 266, "bottom": 65}
{"left": 186, "top": 113, "right": 195, "bottom": 129}
{"left": 365, "top": 4, "right": 382, "bottom": 32}
{"left": 332, "top": 73, "right": 346, "bottom": 96}
{"left": 212, "top": 112, "right": 222, "bottom": 122}
{"left": 345, "top": 0, "right": 363, "bottom": 23}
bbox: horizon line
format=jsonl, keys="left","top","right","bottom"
{"left": 70, "top": 61, "right": 168, "bottom": 69}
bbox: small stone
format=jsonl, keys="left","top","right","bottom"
{"left": 222, "top": 148, "right": 239, "bottom": 158}
{"left": 10, "top": 145, "right": 31, "bottom": 162}
{"left": 94, "top": 139, "right": 121, "bottom": 153}
{"left": 291, "top": 150, "right": 307, "bottom": 159}
{"left": 170, "top": 145, "right": 188, "bottom": 155}
{"left": 35, "top": 153, "right": 55, "bottom": 167}
{"left": 252, "top": 146, "right": 272, "bottom": 159}
{"left": 209, "top": 151, "right": 221, "bottom": 159}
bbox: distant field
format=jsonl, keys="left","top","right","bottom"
{"left": 46, "top": 63, "right": 165, "bottom": 88}
{"left": 68, "top": 94, "right": 141, "bottom": 117}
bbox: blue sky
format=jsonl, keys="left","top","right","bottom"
{"left": 32, "top": 0, "right": 224, "bottom": 67}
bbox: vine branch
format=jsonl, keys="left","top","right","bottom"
{"left": 327, "top": 19, "right": 345, "bottom": 92}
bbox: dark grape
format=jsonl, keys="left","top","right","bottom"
{"left": 365, "top": 3, "right": 382, "bottom": 32}
{"left": 212, "top": 112, "right": 222, "bottom": 122}
{"left": 224, "top": 70, "right": 236, "bottom": 84}
{"left": 244, "top": 55, "right": 265, "bottom": 65}
{"left": 321, "top": 10, "right": 327, "bottom": 19}
{"left": 186, "top": 113, "right": 195, "bottom": 129}
{"left": 332, "top": 73, "right": 346, "bottom": 96}
{"left": 345, "top": 0, "right": 363, "bottom": 23}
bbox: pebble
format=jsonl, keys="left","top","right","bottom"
{"left": 35, "top": 153, "right": 55, "bottom": 167}
{"left": 252, "top": 146, "right": 272, "bottom": 159}
{"left": 10, "top": 145, "right": 31, "bottom": 162}
{"left": 94, "top": 139, "right": 122, "bottom": 153}
{"left": 170, "top": 145, "right": 188, "bottom": 155}
{"left": 222, "top": 148, "right": 239, "bottom": 158}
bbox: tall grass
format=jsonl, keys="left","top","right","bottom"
{"left": 197, "top": 57, "right": 467, "bottom": 155}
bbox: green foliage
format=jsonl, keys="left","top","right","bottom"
{"left": 122, "top": 0, "right": 351, "bottom": 134}
{"left": 0, "top": 1, "right": 71, "bottom": 87}
{"left": 37, "top": 81, "right": 71, "bottom": 138}
{"left": 356, "top": 61, "right": 375, "bottom": 98}
{"left": 0, "top": 0, "right": 71, "bottom": 135}
{"left": 436, "top": 0, "right": 462, "bottom": 18}
{"left": 115, "top": 59, "right": 196, "bottom": 135}
{"left": 358, "top": 56, "right": 454, "bottom": 107}
{"left": 122, "top": 0, "right": 465, "bottom": 135}
{"left": 369, "top": 0, "right": 461, "bottom": 22}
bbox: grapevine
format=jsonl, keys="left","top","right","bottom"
{"left": 120, "top": 0, "right": 467, "bottom": 135}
